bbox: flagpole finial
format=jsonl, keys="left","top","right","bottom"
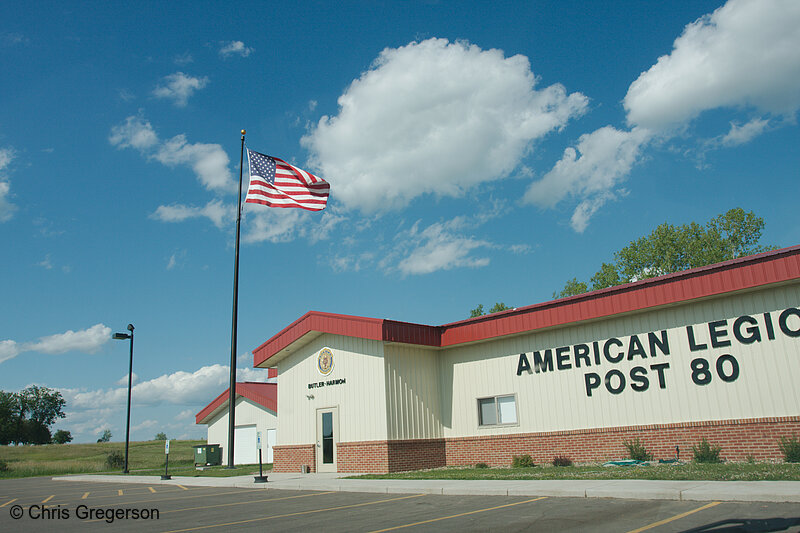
{"left": 241, "top": 129, "right": 246, "bottom": 135}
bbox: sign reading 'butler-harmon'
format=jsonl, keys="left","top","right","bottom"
{"left": 516, "top": 307, "right": 800, "bottom": 397}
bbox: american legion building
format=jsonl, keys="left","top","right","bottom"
{"left": 251, "top": 245, "right": 800, "bottom": 473}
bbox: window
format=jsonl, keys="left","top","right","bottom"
{"left": 477, "top": 394, "right": 517, "bottom": 426}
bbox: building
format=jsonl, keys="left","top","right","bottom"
{"left": 195, "top": 379, "right": 277, "bottom": 465}
{"left": 252, "top": 246, "right": 800, "bottom": 473}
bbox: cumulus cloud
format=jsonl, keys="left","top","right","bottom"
{"left": 151, "top": 199, "right": 234, "bottom": 229}
{"left": 152, "top": 72, "right": 209, "bottom": 107}
{"left": 302, "top": 38, "right": 588, "bottom": 214}
{"left": 392, "top": 217, "right": 491, "bottom": 276}
{"left": 219, "top": 40, "right": 253, "bottom": 58}
{"left": 531, "top": 0, "right": 800, "bottom": 232}
{"left": 524, "top": 127, "right": 651, "bottom": 231}
{"left": 0, "top": 324, "right": 112, "bottom": 364}
{"left": 64, "top": 364, "right": 270, "bottom": 409}
{"left": 625, "top": 0, "right": 800, "bottom": 130}
{"left": 110, "top": 115, "right": 235, "bottom": 192}
{"left": 0, "top": 147, "right": 17, "bottom": 222}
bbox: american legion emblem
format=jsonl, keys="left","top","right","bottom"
{"left": 317, "top": 348, "right": 334, "bottom": 376}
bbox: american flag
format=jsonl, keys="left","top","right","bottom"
{"left": 245, "top": 149, "right": 330, "bottom": 211}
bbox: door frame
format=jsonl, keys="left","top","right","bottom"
{"left": 315, "top": 406, "right": 339, "bottom": 472}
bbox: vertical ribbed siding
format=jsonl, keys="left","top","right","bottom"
{"left": 384, "top": 344, "right": 443, "bottom": 440}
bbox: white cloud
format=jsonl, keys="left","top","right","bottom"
{"left": 624, "top": 0, "right": 800, "bottom": 130}
{"left": 0, "top": 147, "right": 17, "bottom": 222}
{"left": 155, "top": 135, "right": 234, "bottom": 192}
{"left": 0, "top": 340, "right": 20, "bottom": 364}
{"left": 393, "top": 218, "right": 491, "bottom": 276}
{"left": 108, "top": 115, "right": 158, "bottom": 151}
{"left": 302, "top": 38, "right": 588, "bottom": 214}
{"left": 110, "top": 115, "right": 235, "bottom": 192}
{"left": 1, "top": 324, "right": 112, "bottom": 364}
{"left": 153, "top": 72, "right": 209, "bottom": 107}
{"left": 26, "top": 323, "right": 111, "bottom": 355}
{"left": 219, "top": 40, "right": 253, "bottom": 58}
{"left": 717, "top": 117, "right": 771, "bottom": 147}
{"left": 242, "top": 207, "right": 306, "bottom": 244}
{"left": 524, "top": 126, "right": 651, "bottom": 232}
{"left": 151, "top": 199, "right": 234, "bottom": 229}
{"left": 116, "top": 373, "right": 138, "bottom": 386}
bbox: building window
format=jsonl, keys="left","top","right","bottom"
{"left": 477, "top": 394, "right": 517, "bottom": 426}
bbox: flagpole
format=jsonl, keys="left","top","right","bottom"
{"left": 226, "top": 129, "right": 246, "bottom": 469}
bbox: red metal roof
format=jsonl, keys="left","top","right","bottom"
{"left": 252, "top": 245, "right": 800, "bottom": 367}
{"left": 195, "top": 381, "right": 277, "bottom": 425}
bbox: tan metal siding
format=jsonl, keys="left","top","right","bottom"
{"left": 384, "top": 344, "right": 443, "bottom": 440}
{"left": 277, "top": 333, "right": 387, "bottom": 446}
{"left": 206, "top": 397, "right": 277, "bottom": 446}
{"left": 443, "top": 283, "right": 800, "bottom": 438}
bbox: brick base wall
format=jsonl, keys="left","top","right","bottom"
{"left": 273, "top": 416, "right": 800, "bottom": 473}
{"left": 273, "top": 444, "right": 315, "bottom": 473}
{"left": 445, "top": 416, "right": 800, "bottom": 466}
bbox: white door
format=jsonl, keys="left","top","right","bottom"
{"left": 266, "top": 428, "right": 276, "bottom": 463}
{"left": 316, "top": 407, "right": 338, "bottom": 472}
{"left": 233, "top": 425, "right": 257, "bottom": 465}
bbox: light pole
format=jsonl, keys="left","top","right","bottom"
{"left": 113, "top": 324, "right": 134, "bottom": 474}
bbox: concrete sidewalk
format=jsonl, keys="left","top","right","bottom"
{"left": 53, "top": 472, "right": 800, "bottom": 503}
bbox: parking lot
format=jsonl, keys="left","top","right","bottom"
{"left": 2, "top": 477, "right": 800, "bottom": 532}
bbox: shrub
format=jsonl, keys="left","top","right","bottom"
{"left": 692, "top": 438, "right": 722, "bottom": 463}
{"left": 778, "top": 435, "right": 800, "bottom": 463}
{"left": 475, "top": 462, "right": 489, "bottom": 469}
{"left": 105, "top": 451, "right": 125, "bottom": 469}
{"left": 511, "top": 454, "right": 535, "bottom": 468}
{"left": 0, "top": 460, "right": 8, "bottom": 472}
{"left": 623, "top": 438, "right": 653, "bottom": 462}
{"left": 552, "top": 455, "right": 573, "bottom": 467}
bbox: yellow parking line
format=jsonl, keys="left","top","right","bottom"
{"left": 118, "top": 489, "right": 124, "bottom": 496}
{"left": 148, "top": 487, "right": 157, "bottom": 493}
{"left": 42, "top": 495, "right": 55, "bottom": 503}
{"left": 0, "top": 498, "right": 18, "bottom": 507}
{"left": 82, "top": 492, "right": 90, "bottom": 499}
{"left": 626, "top": 501, "right": 722, "bottom": 533}
{"left": 369, "top": 496, "right": 548, "bottom": 532}
{"left": 176, "top": 484, "right": 188, "bottom": 490}
{"left": 163, "top": 493, "right": 427, "bottom": 532}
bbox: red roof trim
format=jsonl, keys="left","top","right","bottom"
{"left": 195, "top": 382, "right": 277, "bottom": 425}
{"left": 252, "top": 245, "right": 800, "bottom": 366}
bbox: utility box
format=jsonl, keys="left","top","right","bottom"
{"left": 194, "top": 444, "right": 222, "bottom": 466}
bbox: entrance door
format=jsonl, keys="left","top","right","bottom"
{"left": 315, "top": 407, "right": 338, "bottom": 472}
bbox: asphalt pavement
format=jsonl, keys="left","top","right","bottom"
{"left": 53, "top": 472, "right": 800, "bottom": 503}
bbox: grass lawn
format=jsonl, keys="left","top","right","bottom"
{"left": 353, "top": 462, "right": 800, "bottom": 482}
{"left": 0, "top": 440, "right": 269, "bottom": 479}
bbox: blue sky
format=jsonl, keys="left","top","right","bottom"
{"left": 1, "top": 0, "right": 798, "bottom": 444}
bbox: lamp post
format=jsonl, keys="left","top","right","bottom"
{"left": 113, "top": 324, "right": 134, "bottom": 474}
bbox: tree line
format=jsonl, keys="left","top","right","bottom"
{"left": 0, "top": 386, "right": 70, "bottom": 445}
{"left": 469, "top": 208, "right": 775, "bottom": 317}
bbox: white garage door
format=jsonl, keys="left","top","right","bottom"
{"left": 233, "top": 425, "right": 257, "bottom": 465}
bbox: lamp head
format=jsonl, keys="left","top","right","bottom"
{"left": 127, "top": 324, "right": 134, "bottom": 332}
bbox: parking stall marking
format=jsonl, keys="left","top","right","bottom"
{"left": 0, "top": 498, "right": 18, "bottom": 508}
{"left": 41, "top": 495, "right": 54, "bottom": 504}
{"left": 81, "top": 490, "right": 339, "bottom": 523}
{"left": 82, "top": 492, "right": 89, "bottom": 499}
{"left": 162, "top": 493, "right": 428, "bottom": 533}
{"left": 626, "top": 502, "right": 722, "bottom": 533}
{"left": 148, "top": 487, "right": 157, "bottom": 493}
{"left": 118, "top": 489, "right": 124, "bottom": 496}
{"left": 175, "top": 485, "right": 188, "bottom": 490}
{"left": 368, "top": 496, "right": 548, "bottom": 533}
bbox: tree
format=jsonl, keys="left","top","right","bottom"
{"left": 555, "top": 208, "right": 776, "bottom": 297}
{"left": 0, "top": 386, "right": 65, "bottom": 445}
{"left": 53, "top": 430, "right": 73, "bottom": 444}
{"left": 97, "top": 429, "right": 112, "bottom": 443}
{"left": 154, "top": 432, "right": 167, "bottom": 441}
{"left": 553, "top": 278, "right": 588, "bottom": 299}
{"left": 469, "top": 302, "right": 513, "bottom": 318}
